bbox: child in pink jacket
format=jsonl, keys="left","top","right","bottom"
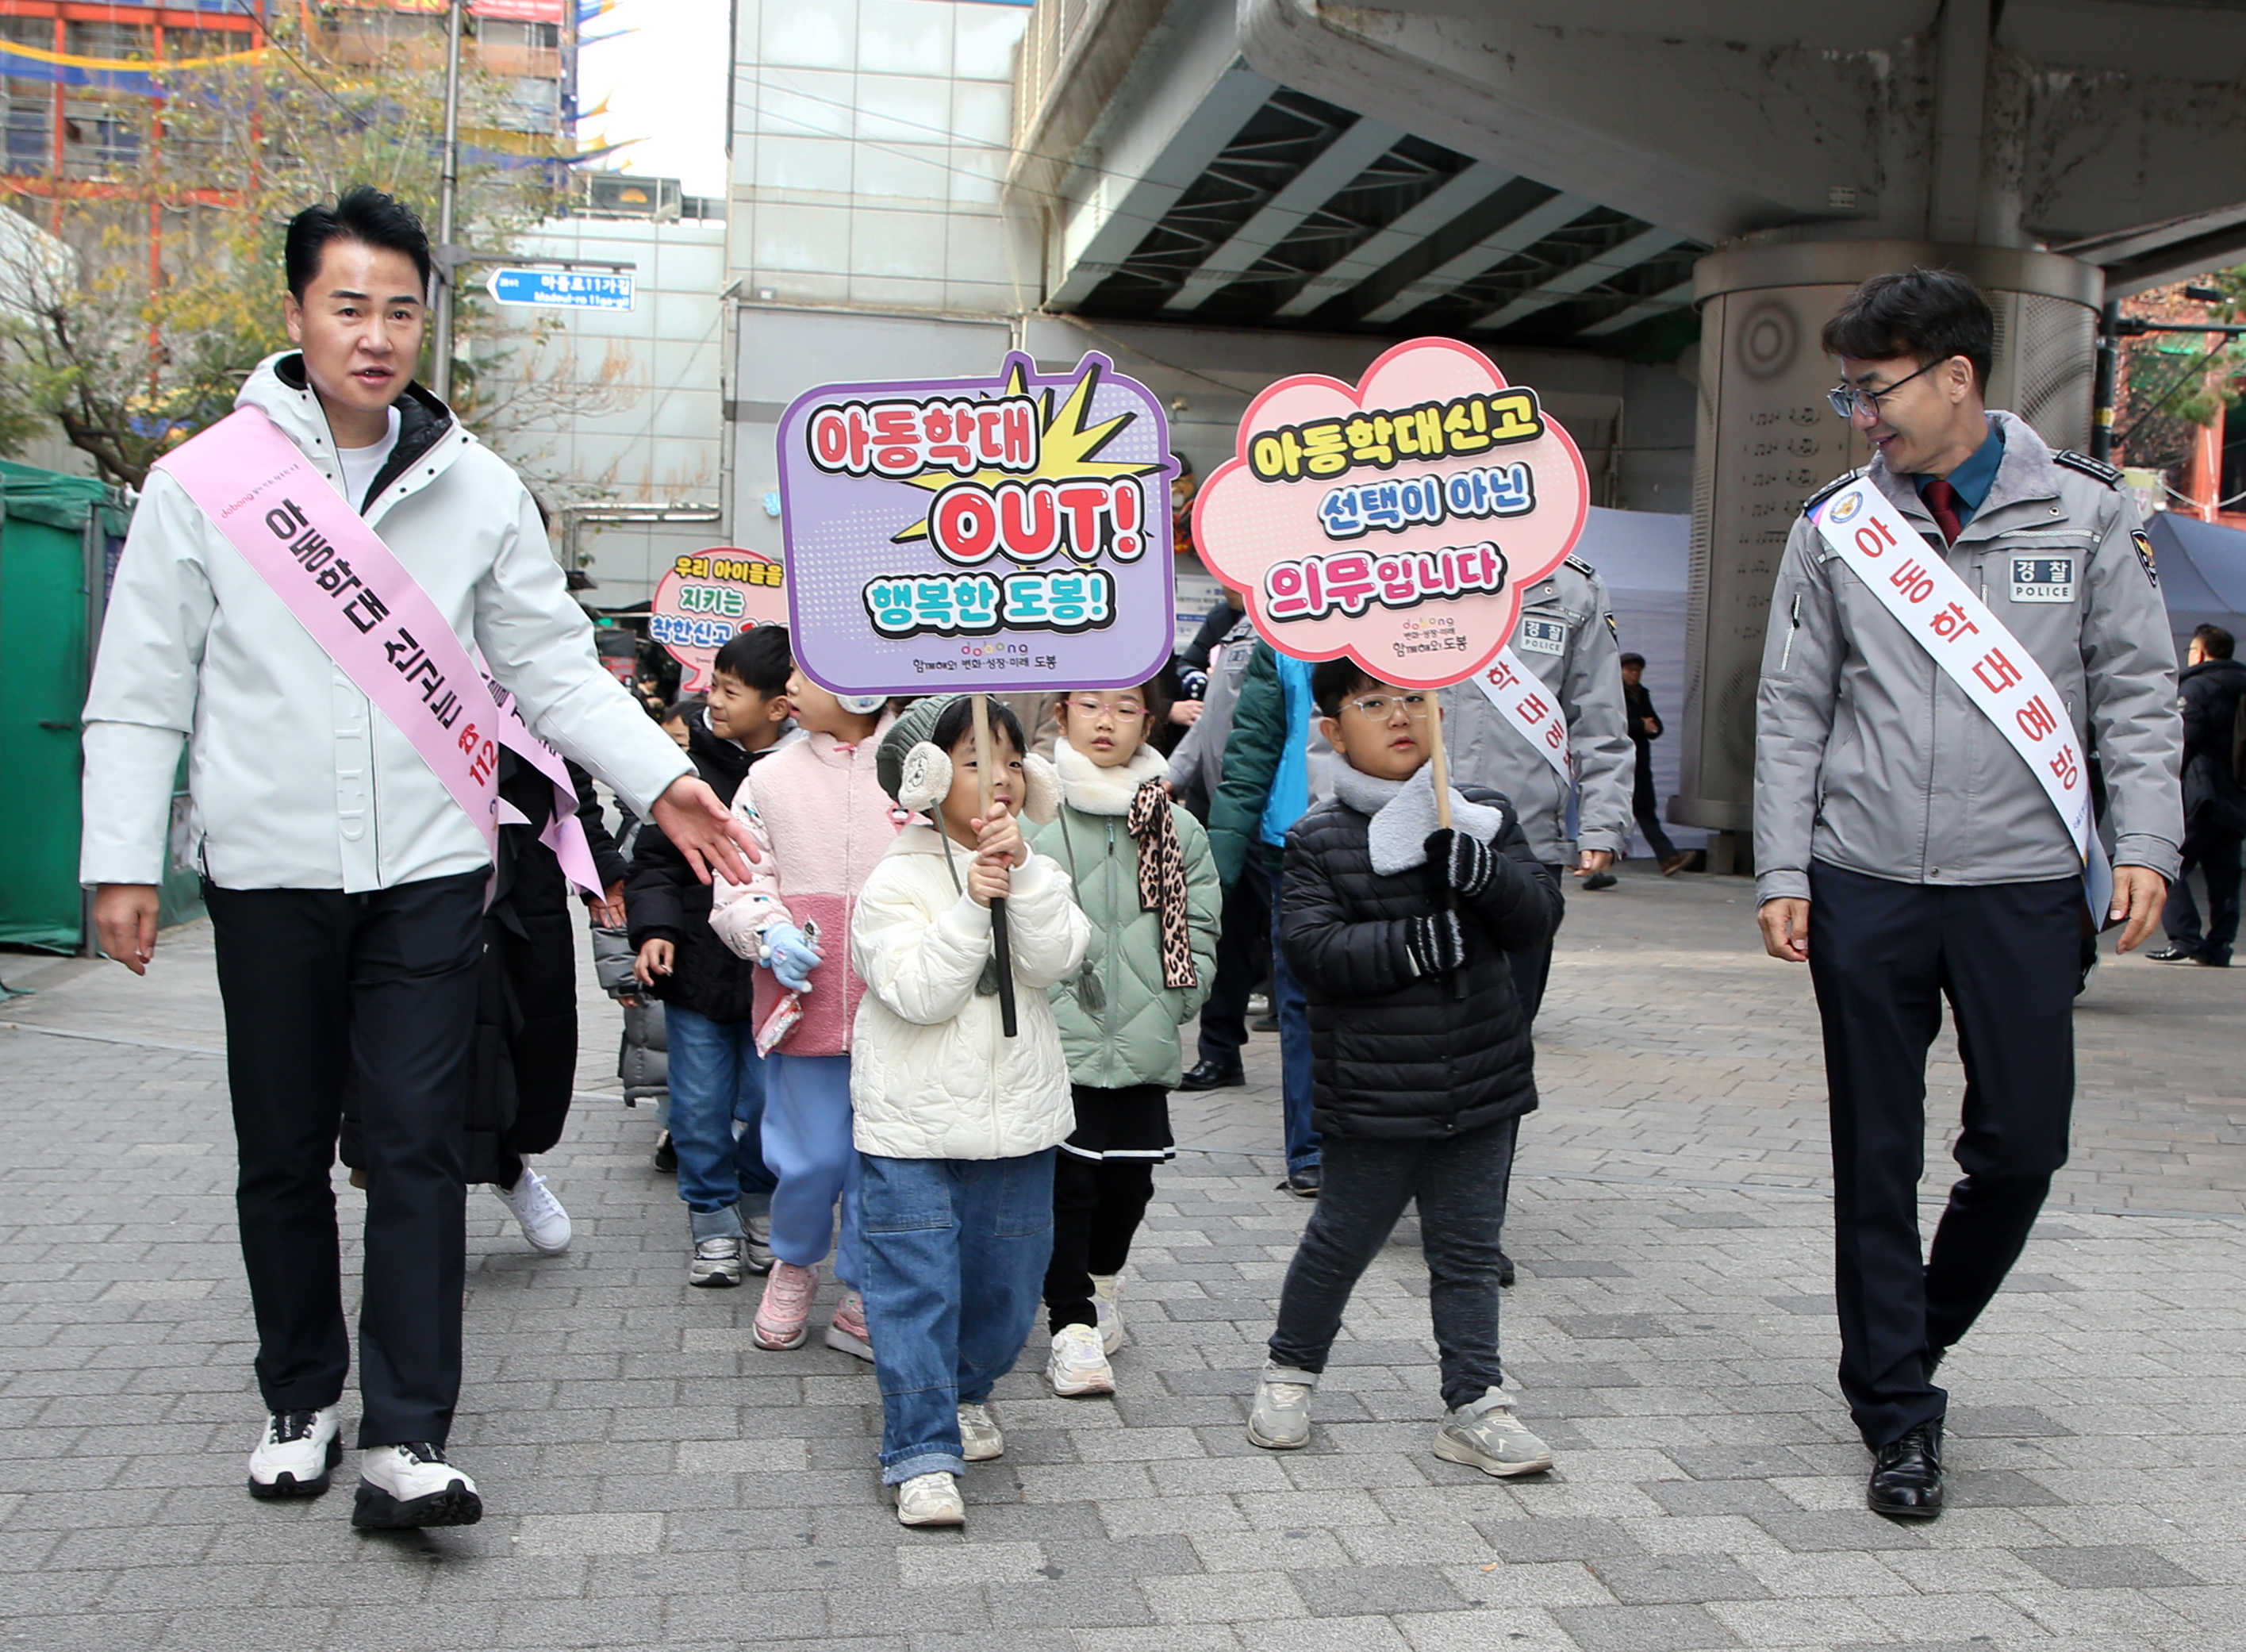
{"left": 709, "top": 651, "right": 904, "bottom": 1358}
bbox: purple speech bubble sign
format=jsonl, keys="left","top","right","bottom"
{"left": 777, "top": 350, "right": 1179, "bottom": 698}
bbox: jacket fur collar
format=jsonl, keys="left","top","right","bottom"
{"left": 1054, "top": 738, "right": 1168, "bottom": 816}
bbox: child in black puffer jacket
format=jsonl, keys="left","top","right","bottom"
{"left": 626, "top": 628, "right": 793, "bottom": 1288}
{"left": 1245, "top": 659, "right": 1561, "bottom": 1479}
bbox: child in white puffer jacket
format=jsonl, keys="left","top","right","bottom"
{"left": 848, "top": 694, "right": 1088, "bottom": 1530}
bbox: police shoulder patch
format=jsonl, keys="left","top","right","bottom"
{"left": 2132, "top": 527, "right": 2159, "bottom": 586}
{"left": 1803, "top": 468, "right": 1864, "bottom": 516}
{"left": 2055, "top": 449, "right": 2125, "bottom": 488}
{"left": 1605, "top": 613, "right": 1620, "bottom": 641}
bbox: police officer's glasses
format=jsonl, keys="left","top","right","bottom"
{"left": 1826, "top": 357, "right": 1943, "bottom": 420}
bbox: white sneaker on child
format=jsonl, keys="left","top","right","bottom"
{"left": 1089, "top": 1272, "right": 1123, "bottom": 1354}
{"left": 895, "top": 1471, "right": 965, "bottom": 1527}
{"left": 957, "top": 1403, "right": 1004, "bottom": 1462}
{"left": 1046, "top": 1323, "right": 1115, "bottom": 1397}
{"left": 492, "top": 1166, "right": 570, "bottom": 1254}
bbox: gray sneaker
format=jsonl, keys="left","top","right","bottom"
{"left": 689, "top": 1234, "right": 745, "bottom": 1288}
{"left": 689, "top": 1208, "right": 746, "bottom": 1289}
{"left": 1433, "top": 1391, "right": 1553, "bottom": 1477}
{"left": 1246, "top": 1363, "right": 1317, "bottom": 1450}
{"left": 743, "top": 1213, "right": 774, "bottom": 1275}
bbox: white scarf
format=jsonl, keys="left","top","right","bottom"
{"left": 1332, "top": 763, "right": 1505, "bottom": 876}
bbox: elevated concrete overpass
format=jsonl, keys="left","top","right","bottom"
{"left": 1007, "top": 0, "right": 2246, "bottom": 847}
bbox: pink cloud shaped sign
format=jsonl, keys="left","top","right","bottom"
{"left": 1191, "top": 337, "right": 1588, "bottom": 690}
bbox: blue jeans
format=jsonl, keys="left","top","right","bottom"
{"left": 858, "top": 1150, "right": 1056, "bottom": 1484}
{"left": 762, "top": 1051, "right": 862, "bottom": 1286}
{"left": 1269, "top": 862, "right": 1320, "bottom": 1174}
{"left": 663, "top": 1005, "right": 776, "bottom": 1219}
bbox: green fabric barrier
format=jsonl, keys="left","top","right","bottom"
{"left": 0, "top": 461, "right": 201, "bottom": 951}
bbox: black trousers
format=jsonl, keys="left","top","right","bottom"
{"left": 1806, "top": 861, "right": 2079, "bottom": 1448}
{"left": 2161, "top": 816, "right": 2242, "bottom": 963}
{"left": 205, "top": 870, "right": 486, "bottom": 1448}
{"left": 1195, "top": 857, "right": 1270, "bottom": 1070}
{"left": 1045, "top": 1084, "right": 1168, "bottom": 1333}
{"left": 1269, "top": 1118, "right": 1518, "bottom": 1412}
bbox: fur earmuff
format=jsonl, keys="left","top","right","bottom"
{"left": 1020, "top": 751, "right": 1062, "bottom": 824}
{"left": 894, "top": 740, "right": 954, "bottom": 815}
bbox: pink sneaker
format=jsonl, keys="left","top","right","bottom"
{"left": 824, "top": 1289, "right": 873, "bottom": 1362}
{"left": 752, "top": 1261, "right": 817, "bottom": 1350}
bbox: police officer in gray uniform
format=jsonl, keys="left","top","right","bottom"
{"left": 1439, "top": 552, "right": 1636, "bottom": 1020}
{"left": 1756, "top": 270, "right": 2180, "bottom": 1519}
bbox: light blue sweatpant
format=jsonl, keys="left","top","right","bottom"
{"left": 761, "top": 1051, "right": 862, "bottom": 1288}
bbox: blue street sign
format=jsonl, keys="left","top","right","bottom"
{"left": 485, "top": 267, "right": 635, "bottom": 311}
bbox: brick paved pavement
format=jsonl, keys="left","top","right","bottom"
{"left": 1, "top": 862, "right": 2240, "bottom": 1650}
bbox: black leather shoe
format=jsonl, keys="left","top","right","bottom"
{"left": 1179, "top": 1059, "right": 1246, "bottom": 1091}
{"left": 1497, "top": 1251, "right": 1517, "bottom": 1288}
{"left": 2147, "top": 946, "right": 2201, "bottom": 964}
{"left": 1867, "top": 1419, "right": 1944, "bottom": 1519}
{"left": 1280, "top": 1166, "right": 1321, "bottom": 1199}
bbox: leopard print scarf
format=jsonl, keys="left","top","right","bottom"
{"left": 1127, "top": 778, "right": 1197, "bottom": 990}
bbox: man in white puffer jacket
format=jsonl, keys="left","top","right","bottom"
{"left": 78, "top": 189, "right": 752, "bottom": 1531}
{"left": 849, "top": 696, "right": 1088, "bottom": 1529}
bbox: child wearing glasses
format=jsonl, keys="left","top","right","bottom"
{"left": 1245, "top": 663, "right": 1561, "bottom": 1477}
{"left": 1027, "top": 682, "right": 1221, "bottom": 1397}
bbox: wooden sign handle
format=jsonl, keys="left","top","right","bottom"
{"left": 1421, "top": 697, "right": 1467, "bottom": 1000}
{"left": 972, "top": 693, "right": 1019, "bottom": 1038}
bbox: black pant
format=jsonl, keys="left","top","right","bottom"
{"left": 1196, "top": 857, "right": 1270, "bottom": 1070}
{"left": 1269, "top": 1118, "right": 1518, "bottom": 1412}
{"left": 2162, "top": 816, "right": 2242, "bottom": 963}
{"left": 1633, "top": 758, "right": 1678, "bottom": 860}
{"left": 205, "top": 870, "right": 486, "bottom": 1448}
{"left": 1806, "top": 861, "right": 2079, "bottom": 1448}
{"left": 1045, "top": 1084, "right": 1167, "bottom": 1332}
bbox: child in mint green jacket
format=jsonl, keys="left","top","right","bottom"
{"left": 1028, "top": 681, "right": 1220, "bottom": 1399}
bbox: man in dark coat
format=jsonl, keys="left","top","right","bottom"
{"left": 2151, "top": 623, "right": 2246, "bottom": 966}
{"left": 1619, "top": 653, "right": 1687, "bottom": 874}
{"left": 1244, "top": 660, "right": 1561, "bottom": 1477}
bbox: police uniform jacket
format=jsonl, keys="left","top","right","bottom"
{"left": 1436, "top": 555, "right": 1634, "bottom": 865}
{"left": 1753, "top": 410, "right": 2183, "bottom": 905}
{"left": 79, "top": 351, "right": 691, "bottom": 892}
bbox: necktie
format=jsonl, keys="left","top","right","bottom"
{"left": 1924, "top": 478, "right": 1964, "bottom": 546}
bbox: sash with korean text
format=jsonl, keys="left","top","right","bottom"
{"left": 1468, "top": 643, "right": 1572, "bottom": 778}
{"left": 1811, "top": 478, "right": 2110, "bottom": 915}
{"left": 154, "top": 407, "right": 603, "bottom": 895}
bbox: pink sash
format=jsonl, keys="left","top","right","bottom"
{"left": 154, "top": 407, "right": 605, "bottom": 895}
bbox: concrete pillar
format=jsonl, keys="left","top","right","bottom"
{"left": 1674, "top": 236, "right": 2102, "bottom": 850}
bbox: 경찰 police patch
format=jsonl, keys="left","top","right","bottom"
{"left": 2010, "top": 555, "right": 2075, "bottom": 602}
{"left": 1518, "top": 616, "right": 1568, "bottom": 655}
{"left": 2131, "top": 528, "right": 2159, "bottom": 586}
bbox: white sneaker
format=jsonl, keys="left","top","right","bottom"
{"left": 351, "top": 1443, "right": 482, "bottom": 1529}
{"left": 1089, "top": 1273, "right": 1123, "bottom": 1354}
{"left": 492, "top": 1166, "right": 570, "bottom": 1254}
{"left": 1046, "top": 1323, "right": 1115, "bottom": 1397}
{"left": 958, "top": 1403, "right": 1004, "bottom": 1462}
{"left": 247, "top": 1406, "right": 341, "bottom": 1500}
{"left": 895, "top": 1470, "right": 965, "bottom": 1527}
